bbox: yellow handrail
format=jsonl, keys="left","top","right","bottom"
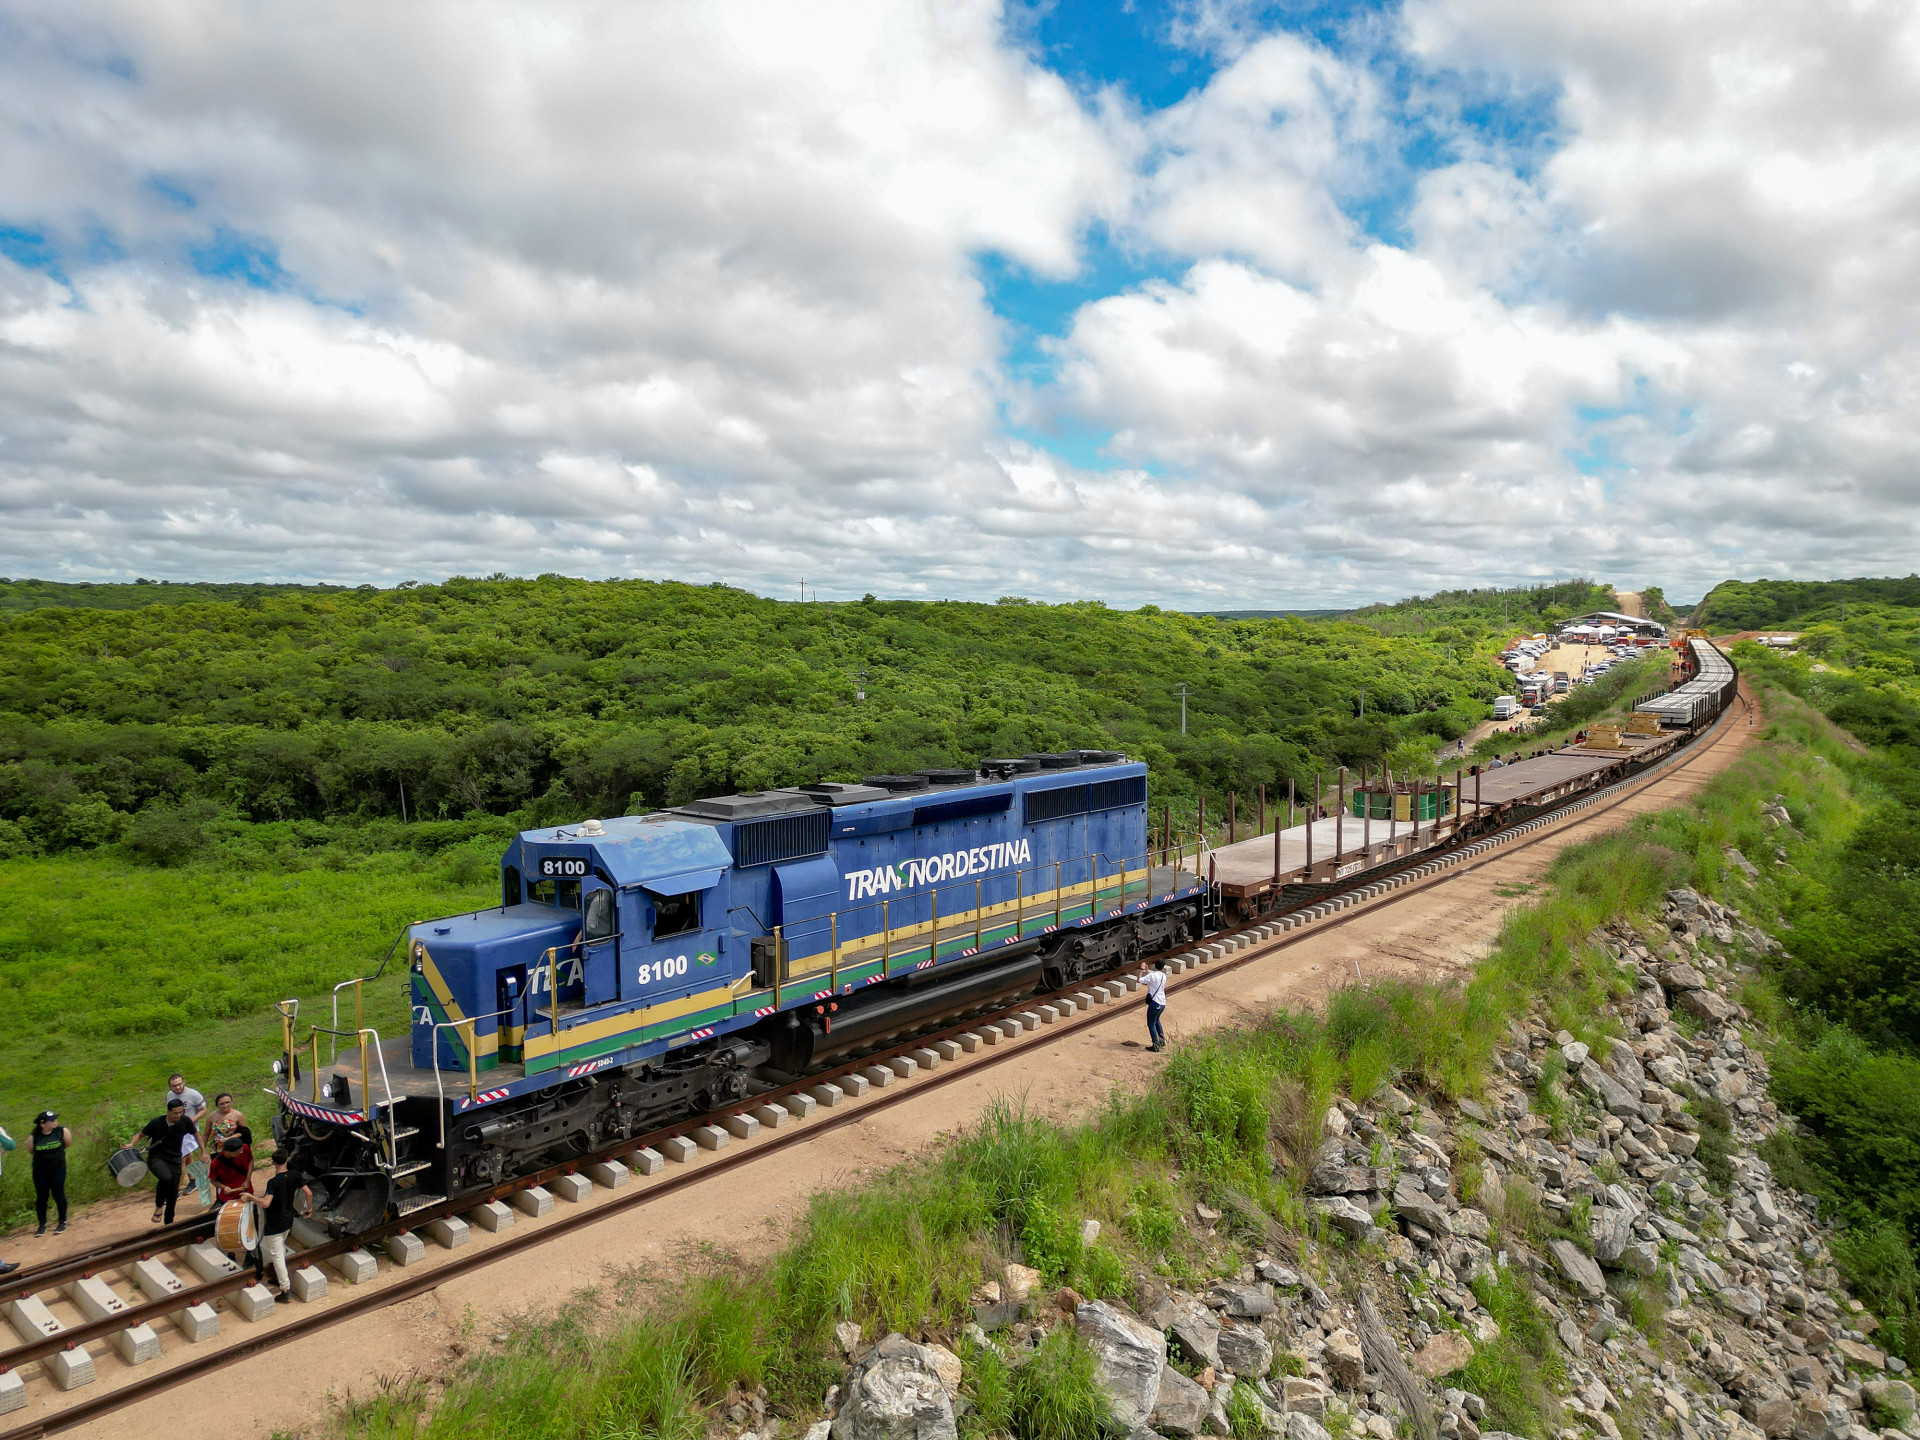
{"left": 463, "top": 1018, "right": 478, "bottom": 1100}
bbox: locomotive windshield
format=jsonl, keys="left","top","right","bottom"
{"left": 527, "top": 877, "right": 582, "bottom": 909}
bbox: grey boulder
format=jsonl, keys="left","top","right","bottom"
{"left": 1209, "top": 1281, "right": 1277, "bottom": 1318}
{"left": 1168, "top": 1298, "right": 1222, "bottom": 1371}
{"left": 1677, "top": 988, "right": 1738, "bottom": 1024}
{"left": 1548, "top": 1240, "right": 1607, "bottom": 1300}
{"left": 1151, "top": 1364, "right": 1212, "bottom": 1437}
{"left": 1576, "top": 1061, "right": 1646, "bottom": 1120}
{"left": 1217, "top": 1321, "right": 1275, "bottom": 1379}
{"left": 1589, "top": 1207, "right": 1635, "bottom": 1267}
{"left": 1076, "top": 1300, "right": 1167, "bottom": 1431}
{"left": 831, "top": 1355, "right": 957, "bottom": 1440}
{"left": 1314, "top": 1197, "right": 1377, "bottom": 1240}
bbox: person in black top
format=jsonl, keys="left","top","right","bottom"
{"left": 0, "top": 1123, "right": 14, "bottom": 1274}
{"left": 129, "top": 1098, "right": 196, "bottom": 1224}
{"left": 29, "top": 1111, "right": 72, "bottom": 1236}
{"left": 259, "top": 1149, "right": 295, "bottom": 1301}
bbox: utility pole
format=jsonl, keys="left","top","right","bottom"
{"left": 1175, "top": 684, "right": 1190, "bottom": 735}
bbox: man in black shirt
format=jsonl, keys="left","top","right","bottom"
{"left": 260, "top": 1149, "right": 296, "bottom": 1301}
{"left": 129, "top": 1098, "right": 195, "bottom": 1224}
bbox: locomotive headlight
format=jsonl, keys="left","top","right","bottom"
{"left": 320, "top": 1082, "right": 334, "bottom": 1100}
{"left": 272, "top": 1059, "right": 285, "bottom": 1076}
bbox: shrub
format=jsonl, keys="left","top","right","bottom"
{"left": 125, "top": 799, "right": 215, "bottom": 865}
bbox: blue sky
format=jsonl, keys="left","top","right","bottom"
{"left": 981, "top": 0, "right": 1569, "bottom": 477}
{"left": 0, "top": 0, "right": 1911, "bottom": 606}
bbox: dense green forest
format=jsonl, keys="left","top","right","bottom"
{"left": 0, "top": 577, "right": 1529, "bottom": 861}
{"left": 1715, "top": 603, "right": 1920, "bottom": 1347}
{"left": 0, "top": 576, "right": 348, "bottom": 615}
{"left": 1693, "top": 574, "right": 1920, "bottom": 631}
{"left": 1340, "top": 579, "right": 1616, "bottom": 638}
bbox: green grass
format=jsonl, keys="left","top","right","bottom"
{"left": 1459, "top": 1266, "right": 1567, "bottom": 1436}
{"left": 0, "top": 844, "right": 493, "bottom": 1229}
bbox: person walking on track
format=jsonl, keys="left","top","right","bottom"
{"left": 129, "top": 1098, "right": 196, "bottom": 1225}
{"left": 0, "top": 1122, "right": 14, "bottom": 1271}
{"left": 30, "top": 1112, "right": 71, "bottom": 1235}
{"left": 1144, "top": 957, "right": 1169, "bottom": 1053}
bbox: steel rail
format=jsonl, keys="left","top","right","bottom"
{"left": 0, "top": 1216, "right": 216, "bottom": 1310}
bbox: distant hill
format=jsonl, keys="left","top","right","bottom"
{"left": 1340, "top": 580, "right": 1616, "bottom": 638}
{"left": 1195, "top": 609, "right": 1352, "bottom": 620}
{"left": 1693, "top": 576, "right": 1920, "bottom": 630}
{"left": 0, "top": 578, "right": 350, "bottom": 614}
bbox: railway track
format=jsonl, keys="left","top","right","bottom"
{"left": 0, "top": 683, "right": 1752, "bottom": 1438}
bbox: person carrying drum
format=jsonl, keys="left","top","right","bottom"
{"left": 209, "top": 1135, "right": 267, "bottom": 1281}
{"left": 209, "top": 1135, "right": 253, "bottom": 1204}
{"left": 30, "top": 1112, "right": 71, "bottom": 1236}
{"left": 129, "top": 1098, "right": 196, "bottom": 1225}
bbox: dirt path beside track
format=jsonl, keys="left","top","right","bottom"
{"left": 65, "top": 693, "right": 1761, "bottom": 1440}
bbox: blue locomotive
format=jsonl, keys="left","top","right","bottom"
{"left": 273, "top": 752, "right": 1206, "bottom": 1232}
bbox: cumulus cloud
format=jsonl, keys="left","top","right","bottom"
{"left": 0, "top": 0, "right": 1916, "bottom": 606}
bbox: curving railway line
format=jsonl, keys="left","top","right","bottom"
{"left": 0, "top": 663, "right": 1750, "bottom": 1439}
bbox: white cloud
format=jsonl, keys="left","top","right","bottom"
{"left": 1, "top": 0, "right": 1917, "bottom": 608}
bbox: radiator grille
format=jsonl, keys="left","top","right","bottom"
{"left": 733, "top": 808, "right": 830, "bottom": 867}
{"left": 1024, "top": 783, "right": 1090, "bottom": 824}
{"left": 1089, "top": 776, "right": 1147, "bottom": 811}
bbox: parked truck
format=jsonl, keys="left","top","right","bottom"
{"left": 1494, "top": 695, "right": 1520, "bottom": 720}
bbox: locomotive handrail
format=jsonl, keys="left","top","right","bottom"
{"left": 327, "top": 923, "right": 416, "bottom": 1063}
{"left": 298, "top": 1024, "right": 398, "bottom": 1136}
{"left": 330, "top": 977, "right": 365, "bottom": 1066}
{"left": 425, "top": 1004, "right": 516, "bottom": 1150}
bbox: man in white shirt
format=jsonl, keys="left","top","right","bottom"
{"left": 1143, "top": 959, "right": 1168, "bottom": 1052}
{"left": 166, "top": 1074, "right": 207, "bottom": 1123}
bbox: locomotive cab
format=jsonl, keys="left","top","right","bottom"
{"left": 411, "top": 816, "right": 744, "bottom": 1078}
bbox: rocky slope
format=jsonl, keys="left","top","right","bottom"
{"left": 806, "top": 877, "right": 1913, "bottom": 1440}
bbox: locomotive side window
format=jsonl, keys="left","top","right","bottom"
{"left": 527, "top": 878, "right": 582, "bottom": 910}
{"left": 584, "top": 888, "right": 615, "bottom": 942}
{"left": 652, "top": 891, "right": 700, "bottom": 939}
{"left": 503, "top": 865, "right": 522, "bottom": 908}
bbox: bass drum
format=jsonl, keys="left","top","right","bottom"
{"left": 108, "top": 1146, "right": 149, "bottom": 1188}
{"left": 215, "top": 1199, "right": 260, "bottom": 1253}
